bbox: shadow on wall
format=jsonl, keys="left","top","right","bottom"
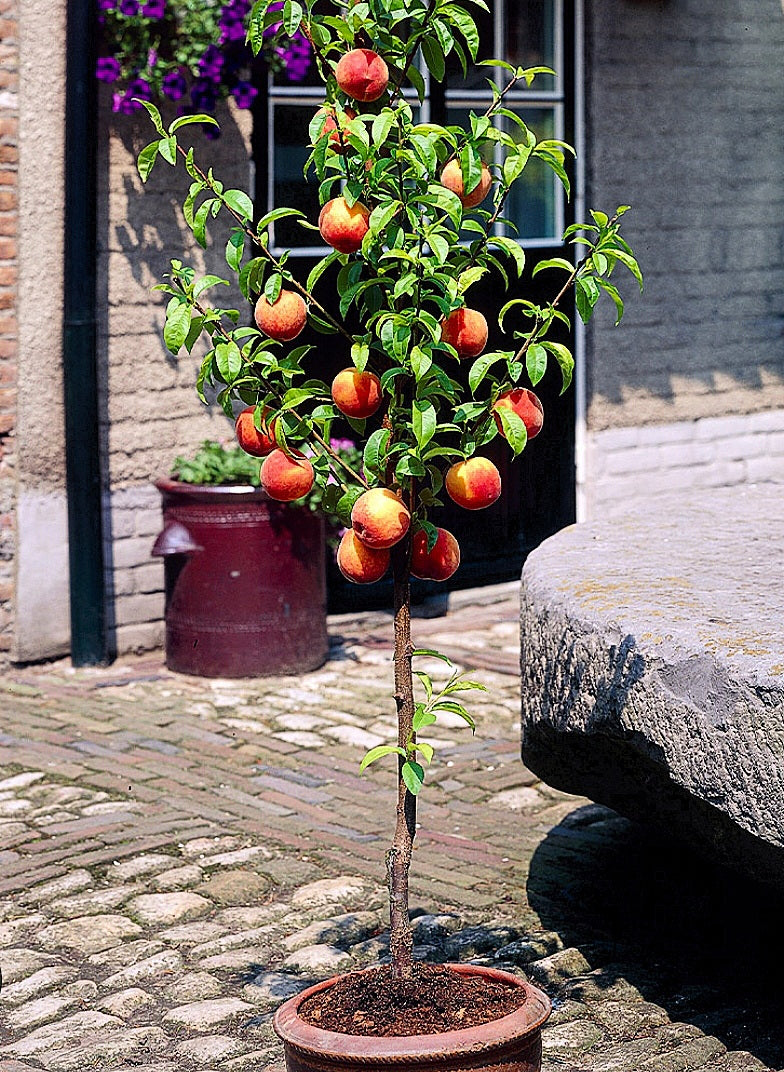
{"left": 95, "top": 94, "right": 252, "bottom": 655}
{"left": 527, "top": 805, "right": 784, "bottom": 1069}
{"left": 586, "top": 0, "right": 784, "bottom": 417}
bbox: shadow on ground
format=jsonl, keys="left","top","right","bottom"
{"left": 528, "top": 806, "right": 784, "bottom": 1069}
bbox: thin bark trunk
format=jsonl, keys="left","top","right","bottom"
{"left": 387, "top": 534, "right": 416, "bottom": 983}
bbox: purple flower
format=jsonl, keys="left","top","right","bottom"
{"left": 231, "top": 81, "right": 258, "bottom": 108}
{"left": 190, "top": 77, "right": 217, "bottom": 111}
{"left": 97, "top": 0, "right": 115, "bottom": 10}
{"left": 219, "top": 14, "right": 246, "bottom": 43}
{"left": 279, "top": 33, "right": 312, "bottom": 82}
{"left": 147, "top": 47, "right": 158, "bottom": 69}
{"left": 118, "top": 0, "right": 139, "bottom": 14}
{"left": 162, "top": 69, "right": 187, "bottom": 101}
{"left": 198, "top": 44, "right": 224, "bottom": 78}
{"left": 142, "top": 0, "right": 165, "bottom": 16}
{"left": 96, "top": 56, "right": 122, "bottom": 83}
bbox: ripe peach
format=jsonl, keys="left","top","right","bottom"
{"left": 440, "top": 159, "right": 492, "bottom": 210}
{"left": 445, "top": 457, "right": 501, "bottom": 511}
{"left": 260, "top": 449, "right": 314, "bottom": 502}
{"left": 411, "top": 528, "right": 460, "bottom": 582}
{"left": 331, "top": 368, "right": 382, "bottom": 419}
{"left": 337, "top": 529, "right": 390, "bottom": 584}
{"left": 493, "top": 388, "right": 544, "bottom": 440}
{"left": 335, "top": 48, "right": 390, "bottom": 103}
{"left": 351, "top": 487, "right": 410, "bottom": 549}
{"left": 440, "top": 307, "right": 489, "bottom": 359}
{"left": 318, "top": 197, "right": 370, "bottom": 254}
{"left": 234, "top": 406, "right": 276, "bottom": 457}
{"left": 314, "top": 105, "right": 356, "bottom": 152}
{"left": 254, "top": 289, "right": 307, "bottom": 342}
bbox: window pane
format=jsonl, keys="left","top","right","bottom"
{"left": 506, "top": 0, "right": 556, "bottom": 90}
{"left": 271, "top": 105, "right": 320, "bottom": 248}
{"left": 503, "top": 107, "right": 557, "bottom": 240}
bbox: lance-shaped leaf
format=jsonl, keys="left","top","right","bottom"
{"left": 359, "top": 744, "right": 406, "bottom": 773}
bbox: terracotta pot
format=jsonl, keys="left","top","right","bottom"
{"left": 273, "top": 964, "right": 551, "bottom": 1071}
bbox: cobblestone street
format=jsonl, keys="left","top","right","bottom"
{"left": 0, "top": 582, "right": 780, "bottom": 1071}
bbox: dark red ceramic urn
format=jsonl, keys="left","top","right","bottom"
{"left": 153, "top": 479, "right": 328, "bottom": 678}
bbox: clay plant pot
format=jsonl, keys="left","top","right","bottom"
{"left": 273, "top": 964, "right": 551, "bottom": 1072}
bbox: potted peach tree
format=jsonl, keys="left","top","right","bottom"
{"left": 136, "top": 0, "right": 641, "bottom": 1064}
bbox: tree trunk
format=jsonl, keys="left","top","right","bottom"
{"left": 387, "top": 535, "right": 416, "bottom": 983}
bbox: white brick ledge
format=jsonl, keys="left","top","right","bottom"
{"left": 586, "top": 409, "right": 784, "bottom": 520}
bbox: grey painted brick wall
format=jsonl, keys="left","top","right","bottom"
{"left": 585, "top": 0, "right": 784, "bottom": 432}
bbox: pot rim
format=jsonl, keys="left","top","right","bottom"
{"left": 273, "top": 963, "right": 551, "bottom": 1062}
{"left": 154, "top": 476, "right": 270, "bottom": 500}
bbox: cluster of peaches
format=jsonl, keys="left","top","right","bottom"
{"left": 235, "top": 47, "right": 545, "bottom": 586}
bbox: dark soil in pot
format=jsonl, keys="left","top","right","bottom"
{"left": 300, "top": 963, "right": 525, "bottom": 1036}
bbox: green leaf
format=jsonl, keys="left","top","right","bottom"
{"left": 372, "top": 109, "right": 395, "bottom": 146}
{"left": 136, "top": 99, "right": 165, "bottom": 136}
{"left": 256, "top": 207, "right": 306, "bottom": 232}
{"left": 226, "top": 230, "right": 245, "bottom": 272}
{"left": 194, "top": 275, "right": 230, "bottom": 299}
{"left": 605, "top": 248, "right": 644, "bottom": 291}
{"left": 283, "top": 0, "right": 303, "bottom": 35}
{"left": 360, "top": 744, "right": 406, "bottom": 773}
{"left": 496, "top": 407, "right": 528, "bottom": 456}
{"left": 336, "top": 486, "right": 365, "bottom": 527}
{"left": 412, "top": 400, "right": 437, "bottom": 450}
{"left": 597, "top": 278, "right": 625, "bottom": 325}
{"left": 307, "top": 250, "right": 342, "bottom": 293}
{"left": 407, "top": 62, "right": 426, "bottom": 102}
{"left": 158, "top": 136, "right": 177, "bottom": 166}
{"left": 414, "top": 670, "right": 433, "bottom": 701}
{"left": 421, "top": 35, "right": 445, "bottom": 81}
{"left": 413, "top": 708, "right": 437, "bottom": 732}
{"left": 196, "top": 349, "right": 214, "bottom": 403}
{"left": 457, "top": 265, "right": 487, "bottom": 294}
{"left": 137, "top": 141, "right": 159, "bottom": 183}
{"left": 192, "top": 200, "right": 212, "bottom": 248}
{"left": 224, "top": 189, "right": 254, "bottom": 221}
{"left": 401, "top": 760, "right": 425, "bottom": 795}
{"left": 412, "top": 648, "right": 453, "bottom": 665}
{"left": 369, "top": 200, "right": 401, "bottom": 236}
{"left": 363, "top": 427, "right": 391, "bottom": 476}
{"left": 489, "top": 236, "right": 525, "bottom": 278}
{"left": 215, "top": 340, "right": 243, "bottom": 384}
{"left": 444, "top": 4, "right": 479, "bottom": 59}
{"left": 460, "top": 143, "right": 482, "bottom": 198}
{"left": 169, "top": 113, "right": 220, "bottom": 134}
{"left": 575, "top": 275, "right": 600, "bottom": 324}
{"left": 163, "top": 301, "right": 191, "bottom": 355}
{"left": 526, "top": 344, "right": 547, "bottom": 386}
{"left": 410, "top": 345, "right": 432, "bottom": 381}
{"left": 542, "top": 341, "right": 574, "bottom": 393}
{"left": 396, "top": 453, "right": 426, "bottom": 479}
{"left": 415, "top": 741, "right": 435, "bottom": 764}
{"left": 468, "top": 351, "right": 507, "bottom": 394}
{"left": 532, "top": 256, "right": 574, "bottom": 278}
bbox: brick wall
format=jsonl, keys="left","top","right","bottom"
{"left": 585, "top": 0, "right": 784, "bottom": 432}
{"left": 0, "top": 0, "right": 17, "bottom": 658}
{"left": 587, "top": 409, "right": 784, "bottom": 519}
{"left": 97, "top": 100, "right": 253, "bottom": 655}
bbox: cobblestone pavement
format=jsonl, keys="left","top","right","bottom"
{"left": 0, "top": 582, "right": 781, "bottom": 1071}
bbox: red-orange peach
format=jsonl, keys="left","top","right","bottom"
{"left": 314, "top": 105, "right": 356, "bottom": 152}
{"left": 351, "top": 487, "right": 410, "bottom": 549}
{"left": 493, "top": 388, "right": 544, "bottom": 440}
{"left": 331, "top": 368, "right": 382, "bottom": 419}
{"left": 234, "top": 405, "right": 276, "bottom": 457}
{"left": 411, "top": 528, "right": 460, "bottom": 582}
{"left": 337, "top": 529, "right": 390, "bottom": 584}
{"left": 254, "top": 289, "right": 307, "bottom": 342}
{"left": 445, "top": 457, "right": 501, "bottom": 511}
{"left": 440, "top": 307, "right": 489, "bottom": 359}
{"left": 335, "top": 48, "right": 389, "bottom": 103}
{"left": 318, "top": 197, "right": 370, "bottom": 254}
{"left": 440, "top": 159, "right": 492, "bottom": 210}
{"left": 260, "top": 449, "right": 314, "bottom": 502}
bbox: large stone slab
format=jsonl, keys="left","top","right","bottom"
{"left": 520, "top": 485, "right": 784, "bottom": 886}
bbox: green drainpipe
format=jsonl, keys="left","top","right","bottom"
{"left": 62, "top": 0, "right": 110, "bottom": 665}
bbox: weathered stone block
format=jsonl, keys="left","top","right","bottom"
{"left": 521, "top": 485, "right": 784, "bottom": 887}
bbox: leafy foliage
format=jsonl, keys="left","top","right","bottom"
{"left": 139, "top": 0, "right": 642, "bottom": 800}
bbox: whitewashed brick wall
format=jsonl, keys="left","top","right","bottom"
{"left": 586, "top": 409, "right": 784, "bottom": 520}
